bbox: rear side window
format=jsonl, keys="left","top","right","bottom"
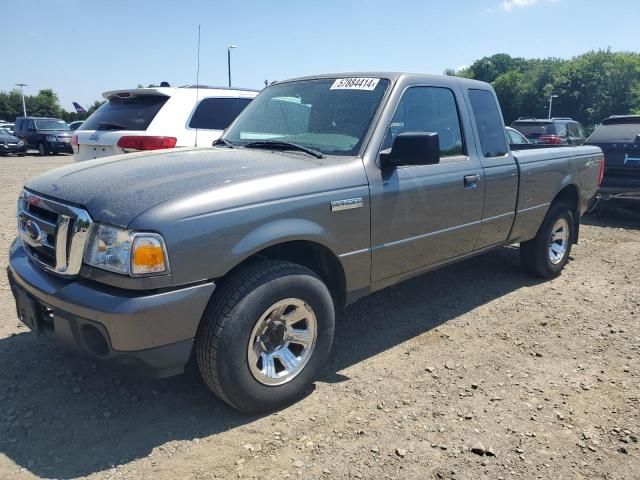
{"left": 567, "top": 123, "right": 580, "bottom": 138}
{"left": 468, "top": 89, "right": 508, "bottom": 158}
{"left": 189, "top": 97, "right": 252, "bottom": 130}
{"left": 554, "top": 122, "right": 568, "bottom": 137}
{"left": 81, "top": 95, "right": 169, "bottom": 131}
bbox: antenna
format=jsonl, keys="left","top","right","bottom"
{"left": 194, "top": 25, "right": 201, "bottom": 147}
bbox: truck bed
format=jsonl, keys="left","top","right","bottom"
{"left": 508, "top": 145, "right": 603, "bottom": 243}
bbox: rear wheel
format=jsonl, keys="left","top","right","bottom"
{"left": 520, "top": 202, "right": 574, "bottom": 278}
{"left": 195, "top": 260, "right": 335, "bottom": 412}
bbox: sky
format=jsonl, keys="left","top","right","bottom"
{"left": 2, "top": 0, "right": 639, "bottom": 112}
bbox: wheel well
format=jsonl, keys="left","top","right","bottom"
{"left": 552, "top": 184, "right": 580, "bottom": 242}
{"left": 236, "top": 241, "right": 347, "bottom": 307}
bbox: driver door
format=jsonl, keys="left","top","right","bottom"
{"left": 369, "top": 85, "right": 485, "bottom": 282}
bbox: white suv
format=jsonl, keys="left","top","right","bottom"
{"left": 72, "top": 86, "right": 258, "bottom": 161}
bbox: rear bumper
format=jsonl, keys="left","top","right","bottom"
{"left": 8, "top": 240, "right": 216, "bottom": 378}
{"left": 598, "top": 185, "right": 640, "bottom": 201}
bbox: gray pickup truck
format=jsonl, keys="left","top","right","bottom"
{"left": 8, "top": 73, "right": 603, "bottom": 412}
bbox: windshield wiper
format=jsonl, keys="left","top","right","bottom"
{"left": 212, "top": 137, "right": 235, "bottom": 149}
{"left": 96, "top": 122, "right": 127, "bottom": 131}
{"left": 244, "top": 140, "right": 324, "bottom": 159}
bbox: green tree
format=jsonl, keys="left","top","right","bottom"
{"left": 461, "top": 50, "right": 640, "bottom": 128}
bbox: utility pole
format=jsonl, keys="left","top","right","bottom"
{"left": 15, "top": 83, "right": 28, "bottom": 117}
{"left": 548, "top": 94, "right": 559, "bottom": 120}
{"left": 227, "top": 45, "right": 237, "bottom": 87}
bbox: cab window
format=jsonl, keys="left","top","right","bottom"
{"left": 382, "top": 86, "right": 465, "bottom": 157}
{"left": 468, "top": 89, "right": 508, "bottom": 158}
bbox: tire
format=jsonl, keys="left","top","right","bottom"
{"left": 195, "top": 260, "right": 335, "bottom": 413}
{"left": 38, "top": 143, "right": 48, "bottom": 156}
{"left": 520, "top": 202, "right": 575, "bottom": 278}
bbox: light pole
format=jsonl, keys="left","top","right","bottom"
{"left": 548, "top": 94, "right": 559, "bottom": 120}
{"left": 227, "top": 45, "right": 237, "bottom": 87}
{"left": 15, "top": 83, "right": 28, "bottom": 117}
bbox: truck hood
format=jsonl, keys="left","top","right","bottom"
{"left": 25, "top": 148, "right": 319, "bottom": 226}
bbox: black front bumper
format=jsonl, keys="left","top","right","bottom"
{"left": 0, "top": 144, "right": 26, "bottom": 154}
{"left": 48, "top": 142, "right": 74, "bottom": 153}
{"left": 8, "top": 241, "right": 216, "bottom": 378}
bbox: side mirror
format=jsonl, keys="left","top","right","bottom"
{"left": 27, "top": 128, "right": 35, "bottom": 133}
{"left": 381, "top": 132, "right": 440, "bottom": 168}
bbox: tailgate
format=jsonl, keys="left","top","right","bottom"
{"left": 594, "top": 143, "right": 640, "bottom": 189}
{"left": 74, "top": 130, "right": 130, "bottom": 161}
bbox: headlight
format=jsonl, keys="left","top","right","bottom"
{"left": 46, "top": 135, "right": 58, "bottom": 142}
{"left": 17, "top": 140, "right": 24, "bottom": 146}
{"left": 84, "top": 224, "right": 169, "bottom": 276}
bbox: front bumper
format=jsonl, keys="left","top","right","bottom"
{"left": 48, "top": 141, "right": 74, "bottom": 153}
{"left": 0, "top": 144, "right": 26, "bottom": 154}
{"left": 8, "top": 240, "right": 216, "bottom": 378}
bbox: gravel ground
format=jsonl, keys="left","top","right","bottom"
{"left": 0, "top": 154, "right": 638, "bottom": 480}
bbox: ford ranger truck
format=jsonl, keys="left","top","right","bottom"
{"left": 8, "top": 73, "right": 603, "bottom": 412}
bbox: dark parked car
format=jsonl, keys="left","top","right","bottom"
{"left": 511, "top": 117, "right": 586, "bottom": 145}
{"left": 14, "top": 117, "right": 74, "bottom": 155}
{"left": 586, "top": 115, "right": 640, "bottom": 201}
{"left": 0, "top": 129, "right": 26, "bottom": 156}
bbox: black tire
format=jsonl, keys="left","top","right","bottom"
{"left": 38, "top": 142, "right": 48, "bottom": 156}
{"left": 195, "top": 260, "right": 335, "bottom": 413}
{"left": 520, "top": 202, "right": 575, "bottom": 278}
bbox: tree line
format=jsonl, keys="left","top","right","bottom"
{"left": 447, "top": 49, "right": 640, "bottom": 130}
{"left": 0, "top": 89, "right": 103, "bottom": 123}
{"left": 4, "top": 50, "right": 638, "bottom": 129}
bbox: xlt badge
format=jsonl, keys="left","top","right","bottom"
{"left": 330, "top": 197, "right": 363, "bottom": 212}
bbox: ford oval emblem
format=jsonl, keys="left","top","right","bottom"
{"left": 24, "top": 220, "right": 42, "bottom": 243}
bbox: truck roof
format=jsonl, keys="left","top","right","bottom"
{"left": 273, "top": 72, "right": 492, "bottom": 89}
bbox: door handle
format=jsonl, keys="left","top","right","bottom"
{"left": 464, "top": 174, "right": 479, "bottom": 189}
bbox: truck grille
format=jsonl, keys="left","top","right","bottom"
{"left": 17, "top": 190, "right": 93, "bottom": 276}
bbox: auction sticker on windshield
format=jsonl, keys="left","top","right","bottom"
{"left": 330, "top": 78, "right": 380, "bottom": 91}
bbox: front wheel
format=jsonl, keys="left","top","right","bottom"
{"left": 520, "top": 202, "right": 575, "bottom": 278}
{"left": 195, "top": 260, "right": 335, "bottom": 412}
{"left": 38, "top": 143, "right": 48, "bottom": 156}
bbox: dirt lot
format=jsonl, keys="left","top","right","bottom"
{"left": 0, "top": 154, "right": 638, "bottom": 480}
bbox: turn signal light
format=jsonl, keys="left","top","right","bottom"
{"left": 71, "top": 134, "right": 78, "bottom": 146}
{"left": 117, "top": 136, "right": 177, "bottom": 151}
{"left": 131, "top": 236, "right": 168, "bottom": 275}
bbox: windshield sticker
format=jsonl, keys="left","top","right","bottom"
{"left": 330, "top": 78, "right": 380, "bottom": 91}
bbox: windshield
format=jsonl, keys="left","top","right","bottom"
{"left": 588, "top": 123, "right": 640, "bottom": 143}
{"left": 80, "top": 95, "right": 169, "bottom": 131}
{"left": 511, "top": 122, "right": 556, "bottom": 139}
{"left": 224, "top": 77, "right": 390, "bottom": 156}
{"left": 35, "top": 119, "right": 69, "bottom": 131}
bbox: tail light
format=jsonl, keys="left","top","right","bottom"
{"left": 598, "top": 156, "right": 606, "bottom": 186}
{"left": 71, "top": 134, "right": 78, "bottom": 146}
{"left": 538, "top": 135, "right": 563, "bottom": 145}
{"left": 117, "top": 136, "right": 177, "bottom": 151}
